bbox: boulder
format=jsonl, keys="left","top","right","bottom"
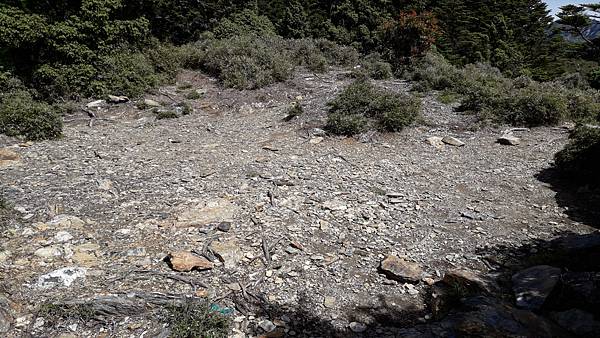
{"left": 512, "top": 265, "right": 561, "bottom": 310}
{"left": 550, "top": 309, "right": 600, "bottom": 336}
{"left": 497, "top": 134, "right": 521, "bottom": 146}
{"left": 379, "top": 255, "right": 423, "bottom": 283}
{"left": 443, "top": 268, "right": 499, "bottom": 295}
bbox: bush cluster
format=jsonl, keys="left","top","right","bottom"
{"left": 0, "top": 73, "right": 62, "bottom": 141}
{"left": 182, "top": 36, "right": 359, "bottom": 89}
{"left": 326, "top": 80, "right": 420, "bottom": 135}
{"left": 555, "top": 125, "right": 600, "bottom": 185}
{"left": 412, "top": 53, "right": 600, "bottom": 127}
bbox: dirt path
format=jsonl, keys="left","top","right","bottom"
{"left": 0, "top": 70, "right": 595, "bottom": 337}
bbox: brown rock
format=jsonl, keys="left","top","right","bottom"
{"left": 175, "top": 199, "right": 239, "bottom": 227}
{"left": 167, "top": 251, "right": 214, "bottom": 272}
{"left": 379, "top": 255, "right": 423, "bottom": 283}
{"left": 210, "top": 240, "right": 243, "bottom": 269}
{"left": 0, "top": 148, "right": 21, "bottom": 168}
{"left": 443, "top": 268, "right": 499, "bottom": 295}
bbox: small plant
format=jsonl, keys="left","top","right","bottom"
{"left": 356, "top": 54, "right": 393, "bottom": 80}
{"left": 178, "top": 84, "right": 193, "bottom": 90}
{"left": 165, "top": 301, "right": 230, "bottom": 338}
{"left": 155, "top": 110, "right": 179, "bottom": 120}
{"left": 39, "top": 303, "right": 97, "bottom": 323}
{"left": 326, "top": 80, "right": 420, "bottom": 135}
{"left": 186, "top": 91, "right": 202, "bottom": 100}
{"left": 180, "top": 102, "right": 194, "bottom": 115}
{"left": 437, "top": 91, "right": 461, "bottom": 104}
{"left": 283, "top": 103, "right": 303, "bottom": 121}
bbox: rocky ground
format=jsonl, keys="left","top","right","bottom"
{"left": 1, "top": 69, "right": 600, "bottom": 337}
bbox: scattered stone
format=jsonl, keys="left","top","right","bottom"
{"left": 289, "top": 241, "right": 304, "bottom": 251}
{"left": 175, "top": 199, "right": 239, "bottom": 227}
{"left": 0, "top": 296, "right": 12, "bottom": 333}
{"left": 36, "top": 267, "right": 87, "bottom": 289}
{"left": 97, "top": 179, "right": 114, "bottom": 191}
{"left": 386, "top": 192, "right": 404, "bottom": 198}
{"left": 262, "top": 145, "right": 280, "bottom": 152}
{"left": 34, "top": 246, "right": 62, "bottom": 259}
{"left": 216, "top": 221, "right": 232, "bottom": 232}
{"left": 323, "top": 296, "right": 336, "bottom": 308}
{"left": 497, "top": 134, "right": 521, "bottom": 146}
{"left": 426, "top": 136, "right": 444, "bottom": 149}
{"left": 54, "top": 231, "right": 74, "bottom": 243}
{"left": 195, "top": 289, "right": 209, "bottom": 298}
{"left": 259, "top": 319, "right": 276, "bottom": 332}
{"left": 0, "top": 148, "right": 21, "bottom": 168}
{"left": 442, "top": 136, "right": 465, "bottom": 147}
{"left": 107, "top": 95, "right": 129, "bottom": 104}
{"left": 46, "top": 215, "right": 85, "bottom": 229}
{"left": 379, "top": 255, "right": 423, "bottom": 283}
{"left": 167, "top": 251, "right": 214, "bottom": 272}
{"left": 0, "top": 251, "right": 12, "bottom": 263}
{"left": 143, "top": 99, "right": 161, "bottom": 107}
{"left": 323, "top": 200, "right": 347, "bottom": 211}
{"left": 512, "top": 265, "right": 561, "bottom": 310}
{"left": 86, "top": 100, "right": 105, "bottom": 108}
{"left": 309, "top": 137, "right": 324, "bottom": 145}
{"left": 349, "top": 322, "right": 367, "bottom": 333}
{"left": 210, "top": 240, "right": 243, "bottom": 269}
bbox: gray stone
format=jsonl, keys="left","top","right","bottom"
{"left": 107, "top": 95, "right": 129, "bottom": 104}
{"left": 442, "top": 136, "right": 465, "bottom": 147}
{"left": 216, "top": 221, "right": 232, "bottom": 232}
{"left": 426, "top": 136, "right": 444, "bottom": 149}
{"left": 497, "top": 134, "right": 521, "bottom": 146}
{"left": 86, "top": 100, "right": 105, "bottom": 108}
{"left": 143, "top": 99, "right": 161, "bottom": 107}
{"left": 259, "top": 319, "right": 276, "bottom": 332}
{"left": 512, "top": 265, "right": 561, "bottom": 310}
{"left": 443, "top": 268, "right": 498, "bottom": 295}
{"left": 349, "top": 322, "right": 367, "bottom": 333}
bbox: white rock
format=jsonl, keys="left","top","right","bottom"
{"left": 107, "top": 95, "right": 129, "bottom": 104}
{"left": 86, "top": 100, "right": 105, "bottom": 108}
{"left": 36, "top": 267, "right": 87, "bottom": 289}
{"left": 442, "top": 136, "right": 465, "bottom": 147}
{"left": 34, "top": 246, "right": 62, "bottom": 258}
{"left": 426, "top": 136, "right": 444, "bottom": 149}
{"left": 143, "top": 99, "right": 161, "bottom": 107}
{"left": 54, "top": 231, "right": 73, "bottom": 243}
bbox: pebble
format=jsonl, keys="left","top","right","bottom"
{"left": 259, "top": 320, "right": 276, "bottom": 332}
{"left": 349, "top": 322, "right": 367, "bottom": 333}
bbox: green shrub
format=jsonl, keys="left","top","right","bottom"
{"left": 166, "top": 301, "right": 229, "bottom": 338}
{"left": 283, "top": 103, "right": 304, "bottom": 121}
{"left": 212, "top": 9, "right": 277, "bottom": 39}
{"left": 356, "top": 54, "right": 393, "bottom": 80}
{"left": 184, "top": 36, "right": 293, "bottom": 89}
{"left": 287, "top": 38, "right": 359, "bottom": 73}
{"left": 555, "top": 125, "right": 600, "bottom": 184}
{"left": 326, "top": 80, "right": 420, "bottom": 135}
{"left": 0, "top": 90, "right": 62, "bottom": 140}
{"left": 589, "top": 68, "right": 600, "bottom": 89}
{"left": 155, "top": 110, "right": 179, "bottom": 120}
{"left": 186, "top": 91, "right": 202, "bottom": 100}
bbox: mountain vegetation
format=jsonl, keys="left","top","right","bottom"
{"left": 0, "top": 0, "right": 599, "bottom": 182}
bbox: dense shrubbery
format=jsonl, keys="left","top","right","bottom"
{"left": 412, "top": 53, "right": 600, "bottom": 127}
{"left": 327, "top": 80, "right": 420, "bottom": 135}
{"left": 555, "top": 125, "right": 600, "bottom": 185}
{"left": 182, "top": 36, "right": 358, "bottom": 89}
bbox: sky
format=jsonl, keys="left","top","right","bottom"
{"left": 545, "top": 0, "right": 589, "bottom": 16}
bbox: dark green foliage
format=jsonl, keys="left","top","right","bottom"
{"left": 166, "top": 301, "right": 230, "bottom": 338}
{"left": 555, "top": 125, "right": 600, "bottom": 185}
{"left": 39, "top": 303, "right": 96, "bottom": 323}
{"left": 186, "top": 91, "right": 202, "bottom": 100}
{"left": 413, "top": 53, "right": 600, "bottom": 127}
{"left": 0, "top": 90, "right": 62, "bottom": 141}
{"left": 357, "top": 54, "right": 393, "bottom": 80}
{"left": 183, "top": 36, "right": 292, "bottom": 89}
{"left": 283, "top": 103, "right": 303, "bottom": 121}
{"left": 212, "top": 9, "right": 277, "bottom": 39}
{"left": 155, "top": 110, "right": 179, "bottom": 120}
{"left": 589, "top": 68, "right": 600, "bottom": 90}
{"left": 327, "top": 80, "right": 420, "bottom": 135}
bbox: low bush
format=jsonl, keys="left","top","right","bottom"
{"left": 355, "top": 53, "right": 393, "bottom": 80}
{"left": 326, "top": 80, "right": 420, "bottom": 135}
{"left": 589, "top": 68, "right": 600, "bottom": 89}
{"left": 283, "top": 103, "right": 304, "bottom": 121}
{"left": 212, "top": 9, "right": 277, "bottom": 39}
{"left": 166, "top": 301, "right": 229, "bottom": 338}
{"left": 182, "top": 36, "right": 359, "bottom": 89}
{"left": 413, "top": 52, "right": 600, "bottom": 127}
{"left": 0, "top": 90, "right": 62, "bottom": 141}
{"left": 555, "top": 125, "right": 600, "bottom": 185}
